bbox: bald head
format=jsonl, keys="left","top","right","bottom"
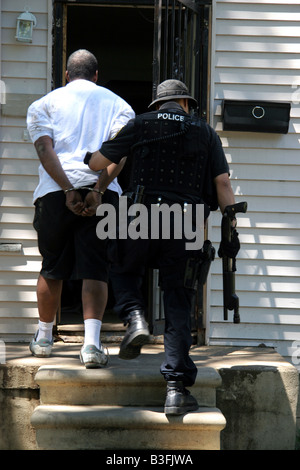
{"left": 66, "top": 49, "right": 98, "bottom": 82}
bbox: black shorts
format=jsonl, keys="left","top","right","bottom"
{"left": 33, "top": 189, "right": 119, "bottom": 282}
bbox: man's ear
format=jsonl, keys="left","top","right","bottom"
{"left": 93, "top": 71, "right": 99, "bottom": 83}
{"left": 183, "top": 98, "right": 189, "bottom": 112}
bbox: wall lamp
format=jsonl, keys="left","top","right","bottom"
{"left": 15, "top": 10, "right": 37, "bottom": 43}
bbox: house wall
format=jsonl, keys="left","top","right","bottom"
{"left": 1, "top": 0, "right": 300, "bottom": 367}
{"left": 0, "top": 0, "right": 51, "bottom": 341}
{"left": 208, "top": 0, "right": 300, "bottom": 366}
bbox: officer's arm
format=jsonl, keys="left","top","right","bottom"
{"left": 85, "top": 119, "right": 134, "bottom": 171}
{"left": 91, "top": 158, "right": 127, "bottom": 194}
{"left": 87, "top": 151, "right": 113, "bottom": 171}
{"left": 214, "top": 173, "right": 235, "bottom": 214}
{"left": 96, "top": 158, "right": 127, "bottom": 187}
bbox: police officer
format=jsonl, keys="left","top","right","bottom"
{"left": 85, "top": 79, "right": 239, "bottom": 415}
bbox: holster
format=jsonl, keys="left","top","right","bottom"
{"left": 184, "top": 240, "right": 215, "bottom": 290}
{"left": 127, "top": 185, "right": 145, "bottom": 226}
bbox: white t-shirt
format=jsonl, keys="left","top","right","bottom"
{"left": 27, "top": 79, "right": 135, "bottom": 201}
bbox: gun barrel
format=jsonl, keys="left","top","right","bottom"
{"left": 221, "top": 201, "right": 247, "bottom": 323}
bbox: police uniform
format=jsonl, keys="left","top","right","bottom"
{"left": 87, "top": 80, "right": 231, "bottom": 414}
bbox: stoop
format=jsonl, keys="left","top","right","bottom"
{"left": 31, "top": 346, "right": 226, "bottom": 450}
{"left": 3, "top": 344, "right": 299, "bottom": 450}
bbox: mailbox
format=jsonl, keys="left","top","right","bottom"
{"left": 223, "top": 100, "right": 291, "bottom": 134}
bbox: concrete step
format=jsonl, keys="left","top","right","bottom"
{"left": 31, "top": 348, "right": 225, "bottom": 450}
{"left": 31, "top": 404, "right": 226, "bottom": 450}
{"left": 4, "top": 344, "right": 299, "bottom": 450}
{"left": 34, "top": 364, "right": 222, "bottom": 407}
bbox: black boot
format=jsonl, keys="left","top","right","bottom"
{"left": 119, "top": 310, "right": 150, "bottom": 360}
{"left": 164, "top": 381, "right": 199, "bottom": 415}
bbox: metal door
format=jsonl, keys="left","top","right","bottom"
{"left": 152, "top": 0, "right": 211, "bottom": 120}
{"left": 150, "top": 0, "right": 211, "bottom": 343}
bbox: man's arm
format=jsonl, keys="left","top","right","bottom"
{"left": 215, "top": 172, "right": 240, "bottom": 259}
{"left": 34, "top": 135, "right": 73, "bottom": 191}
{"left": 82, "top": 158, "right": 127, "bottom": 216}
{"left": 34, "top": 135, "right": 84, "bottom": 215}
{"left": 214, "top": 173, "right": 236, "bottom": 215}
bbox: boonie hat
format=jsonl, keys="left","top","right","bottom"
{"left": 149, "top": 79, "right": 198, "bottom": 108}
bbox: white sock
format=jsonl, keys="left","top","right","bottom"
{"left": 84, "top": 319, "right": 102, "bottom": 349}
{"left": 36, "top": 320, "right": 54, "bottom": 342}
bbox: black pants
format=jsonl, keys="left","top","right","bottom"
{"left": 33, "top": 188, "right": 118, "bottom": 281}
{"left": 110, "top": 235, "right": 198, "bottom": 387}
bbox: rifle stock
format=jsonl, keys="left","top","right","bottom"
{"left": 222, "top": 201, "right": 247, "bottom": 323}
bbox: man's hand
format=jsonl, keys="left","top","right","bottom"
{"left": 65, "top": 190, "right": 84, "bottom": 215}
{"left": 81, "top": 190, "right": 102, "bottom": 216}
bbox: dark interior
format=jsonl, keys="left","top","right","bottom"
{"left": 66, "top": 4, "right": 154, "bottom": 114}
{"left": 60, "top": 4, "right": 155, "bottom": 323}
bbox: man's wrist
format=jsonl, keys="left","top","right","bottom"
{"left": 64, "top": 187, "right": 76, "bottom": 194}
{"left": 92, "top": 187, "right": 105, "bottom": 195}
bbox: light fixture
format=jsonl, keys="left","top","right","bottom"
{"left": 15, "top": 10, "right": 37, "bottom": 43}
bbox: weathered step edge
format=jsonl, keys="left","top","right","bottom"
{"left": 31, "top": 405, "right": 226, "bottom": 450}
{"left": 34, "top": 365, "right": 222, "bottom": 407}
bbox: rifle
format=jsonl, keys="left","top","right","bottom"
{"left": 221, "top": 201, "right": 247, "bottom": 323}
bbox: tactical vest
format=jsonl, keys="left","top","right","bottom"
{"left": 128, "top": 109, "right": 209, "bottom": 198}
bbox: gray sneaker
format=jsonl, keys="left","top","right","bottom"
{"left": 29, "top": 332, "right": 53, "bottom": 358}
{"left": 80, "top": 344, "right": 108, "bottom": 368}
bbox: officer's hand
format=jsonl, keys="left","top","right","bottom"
{"left": 218, "top": 229, "right": 240, "bottom": 259}
{"left": 65, "top": 190, "right": 84, "bottom": 215}
{"left": 81, "top": 190, "right": 102, "bottom": 217}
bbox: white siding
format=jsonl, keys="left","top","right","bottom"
{"left": 2, "top": 0, "right": 300, "bottom": 359}
{"left": 0, "top": 0, "right": 52, "bottom": 341}
{"left": 208, "top": 0, "right": 300, "bottom": 365}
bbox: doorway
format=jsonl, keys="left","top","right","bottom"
{"left": 53, "top": 0, "right": 212, "bottom": 343}
{"left": 54, "top": 3, "right": 154, "bottom": 114}
{"left": 54, "top": 2, "right": 155, "bottom": 329}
